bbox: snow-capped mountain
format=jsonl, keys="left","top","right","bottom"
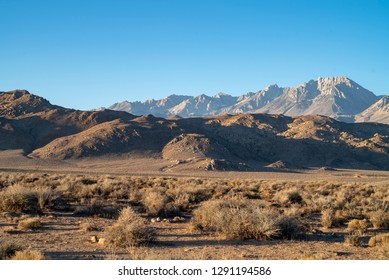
{"left": 355, "top": 95, "right": 389, "bottom": 124}
{"left": 257, "top": 77, "right": 379, "bottom": 122}
{"left": 108, "top": 77, "right": 381, "bottom": 122}
{"left": 109, "top": 94, "right": 191, "bottom": 117}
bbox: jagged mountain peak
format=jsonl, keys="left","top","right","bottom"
{"left": 257, "top": 76, "right": 378, "bottom": 122}
{"left": 214, "top": 92, "right": 232, "bottom": 98}
{"left": 317, "top": 75, "right": 351, "bottom": 83}
{"left": 376, "top": 95, "right": 389, "bottom": 107}
{"left": 264, "top": 84, "right": 279, "bottom": 91}
{"left": 108, "top": 77, "right": 381, "bottom": 123}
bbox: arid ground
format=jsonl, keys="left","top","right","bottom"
{"left": 0, "top": 155, "right": 388, "bottom": 260}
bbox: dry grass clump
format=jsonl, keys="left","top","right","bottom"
{"left": 0, "top": 184, "right": 40, "bottom": 213}
{"left": 368, "top": 233, "right": 389, "bottom": 247}
{"left": 0, "top": 241, "right": 22, "bottom": 260}
{"left": 334, "top": 209, "right": 348, "bottom": 225}
{"left": 105, "top": 207, "right": 155, "bottom": 247}
{"left": 35, "top": 186, "right": 60, "bottom": 210}
{"left": 142, "top": 189, "right": 168, "bottom": 216}
{"left": 73, "top": 198, "right": 119, "bottom": 218}
{"left": 79, "top": 220, "right": 98, "bottom": 232}
{"left": 369, "top": 210, "right": 389, "bottom": 229}
{"left": 0, "top": 183, "right": 59, "bottom": 214}
{"left": 275, "top": 188, "right": 303, "bottom": 206}
{"left": 278, "top": 215, "right": 304, "bottom": 239}
{"left": 17, "top": 217, "right": 42, "bottom": 231}
{"left": 141, "top": 186, "right": 207, "bottom": 217}
{"left": 192, "top": 199, "right": 274, "bottom": 240}
{"left": 321, "top": 208, "right": 335, "bottom": 229}
{"left": 344, "top": 235, "right": 363, "bottom": 247}
{"left": 10, "top": 249, "right": 47, "bottom": 260}
{"left": 347, "top": 219, "right": 368, "bottom": 235}
{"left": 192, "top": 198, "right": 286, "bottom": 240}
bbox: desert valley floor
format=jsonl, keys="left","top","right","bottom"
{"left": 0, "top": 153, "right": 388, "bottom": 260}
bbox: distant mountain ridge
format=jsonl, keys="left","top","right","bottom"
{"left": 109, "top": 76, "right": 386, "bottom": 123}
{"left": 1, "top": 89, "right": 389, "bottom": 171}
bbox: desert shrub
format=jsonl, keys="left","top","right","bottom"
{"left": 369, "top": 210, "right": 389, "bottom": 229}
{"left": 278, "top": 216, "right": 304, "bottom": 239}
{"left": 0, "top": 184, "right": 40, "bottom": 213}
{"left": 283, "top": 205, "right": 305, "bottom": 217}
{"left": 287, "top": 191, "right": 303, "bottom": 204}
{"left": 18, "top": 217, "right": 42, "bottom": 231}
{"left": 343, "top": 202, "right": 365, "bottom": 219}
{"left": 73, "top": 199, "right": 119, "bottom": 218}
{"left": 334, "top": 188, "right": 353, "bottom": 209}
{"left": 142, "top": 190, "right": 168, "bottom": 216}
{"left": 0, "top": 183, "right": 60, "bottom": 213}
{"left": 191, "top": 199, "right": 280, "bottom": 240}
{"left": 11, "top": 249, "right": 47, "bottom": 260}
{"left": 368, "top": 233, "right": 389, "bottom": 247}
{"left": 344, "top": 235, "right": 362, "bottom": 247}
{"left": 347, "top": 219, "right": 368, "bottom": 234}
{"left": 321, "top": 208, "right": 334, "bottom": 228}
{"left": 166, "top": 185, "right": 212, "bottom": 208}
{"left": 0, "top": 241, "right": 22, "bottom": 260}
{"left": 79, "top": 220, "right": 98, "bottom": 232}
{"left": 35, "top": 186, "right": 59, "bottom": 210}
{"left": 334, "top": 209, "right": 348, "bottom": 225}
{"left": 105, "top": 207, "right": 155, "bottom": 247}
{"left": 275, "top": 189, "right": 303, "bottom": 206}
{"left": 169, "top": 193, "right": 191, "bottom": 211}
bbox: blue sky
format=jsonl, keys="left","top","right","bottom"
{"left": 1, "top": 0, "right": 388, "bottom": 109}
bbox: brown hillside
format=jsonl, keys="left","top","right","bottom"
{"left": 0, "top": 89, "right": 139, "bottom": 153}
{"left": 162, "top": 133, "right": 233, "bottom": 160}
{"left": 31, "top": 117, "right": 182, "bottom": 159}
{"left": 0, "top": 90, "right": 60, "bottom": 117}
{"left": 2, "top": 90, "right": 389, "bottom": 170}
{"left": 28, "top": 113, "right": 389, "bottom": 170}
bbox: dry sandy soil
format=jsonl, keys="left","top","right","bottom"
{"left": 0, "top": 154, "right": 388, "bottom": 260}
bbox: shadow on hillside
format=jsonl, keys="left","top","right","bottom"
{"left": 3, "top": 112, "right": 389, "bottom": 171}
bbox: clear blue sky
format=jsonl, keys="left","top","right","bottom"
{"left": 1, "top": 0, "right": 388, "bottom": 110}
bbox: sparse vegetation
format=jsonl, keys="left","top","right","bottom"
{"left": 191, "top": 198, "right": 302, "bottom": 240}
{"left": 369, "top": 210, "right": 389, "bottom": 229}
{"left": 142, "top": 189, "right": 168, "bottom": 216}
{"left": 18, "top": 217, "right": 42, "bottom": 231}
{"left": 0, "top": 184, "right": 40, "bottom": 213}
{"left": 368, "top": 234, "right": 389, "bottom": 247}
{"left": 11, "top": 249, "right": 47, "bottom": 260}
{"left": 0, "top": 241, "right": 22, "bottom": 260}
{"left": 347, "top": 219, "right": 368, "bottom": 235}
{"left": 0, "top": 172, "right": 388, "bottom": 259}
{"left": 344, "top": 235, "right": 362, "bottom": 247}
{"left": 321, "top": 208, "right": 334, "bottom": 229}
{"left": 79, "top": 220, "right": 98, "bottom": 232}
{"left": 104, "top": 207, "right": 155, "bottom": 247}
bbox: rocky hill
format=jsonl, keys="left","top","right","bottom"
{"left": 2, "top": 89, "right": 389, "bottom": 171}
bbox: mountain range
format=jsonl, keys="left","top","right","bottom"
{"left": 109, "top": 76, "right": 389, "bottom": 124}
{"left": 1, "top": 88, "right": 389, "bottom": 171}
